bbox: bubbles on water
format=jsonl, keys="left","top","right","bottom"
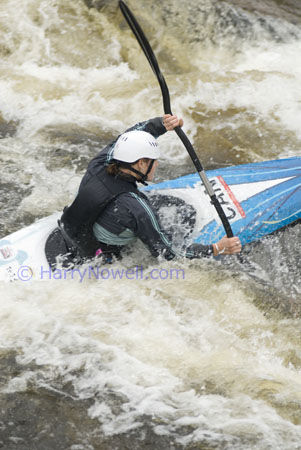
{"left": 245, "top": 223, "right": 301, "bottom": 303}
{"left": 1, "top": 260, "right": 301, "bottom": 448}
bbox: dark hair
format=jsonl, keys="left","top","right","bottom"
{"left": 106, "top": 158, "right": 152, "bottom": 176}
{"left": 106, "top": 162, "right": 121, "bottom": 176}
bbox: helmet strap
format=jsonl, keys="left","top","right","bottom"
{"left": 141, "top": 159, "right": 155, "bottom": 185}
{"left": 116, "top": 159, "right": 155, "bottom": 186}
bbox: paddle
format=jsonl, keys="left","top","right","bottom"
{"left": 119, "top": 0, "right": 234, "bottom": 238}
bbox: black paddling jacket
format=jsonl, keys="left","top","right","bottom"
{"left": 61, "top": 117, "right": 214, "bottom": 260}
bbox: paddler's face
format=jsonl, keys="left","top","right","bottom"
{"left": 136, "top": 158, "right": 158, "bottom": 182}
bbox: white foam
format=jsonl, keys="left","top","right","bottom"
{"left": 1, "top": 268, "right": 301, "bottom": 447}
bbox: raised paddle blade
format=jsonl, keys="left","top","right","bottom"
{"left": 119, "top": 0, "right": 171, "bottom": 114}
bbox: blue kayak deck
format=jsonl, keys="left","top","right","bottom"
{"left": 145, "top": 157, "right": 301, "bottom": 245}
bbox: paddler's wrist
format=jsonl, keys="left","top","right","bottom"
{"left": 213, "top": 243, "right": 224, "bottom": 256}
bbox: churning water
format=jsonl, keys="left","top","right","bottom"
{"left": 0, "top": 0, "right": 301, "bottom": 448}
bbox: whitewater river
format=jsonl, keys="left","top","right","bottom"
{"left": 0, "top": 0, "right": 301, "bottom": 449}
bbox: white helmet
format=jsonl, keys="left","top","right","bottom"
{"left": 113, "top": 130, "right": 160, "bottom": 163}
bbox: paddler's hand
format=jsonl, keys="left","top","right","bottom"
{"left": 213, "top": 236, "right": 242, "bottom": 256}
{"left": 163, "top": 114, "right": 184, "bottom": 131}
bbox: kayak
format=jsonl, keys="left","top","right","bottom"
{"left": 0, "top": 157, "right": 300, "bottom": 281}
{"left": 145, "top": 156, "right": 301, "bottom": 246}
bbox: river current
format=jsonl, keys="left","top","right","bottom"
{"left": 0, "top": 1, "right": 301, "bottom": 449}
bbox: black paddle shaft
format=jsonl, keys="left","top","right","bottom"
{"left": 119, "top": 0, "right": 234, "bottom": 238}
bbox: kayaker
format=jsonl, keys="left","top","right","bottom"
{"left": 58, "top": 114, "right": 242, "bottom": 262}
